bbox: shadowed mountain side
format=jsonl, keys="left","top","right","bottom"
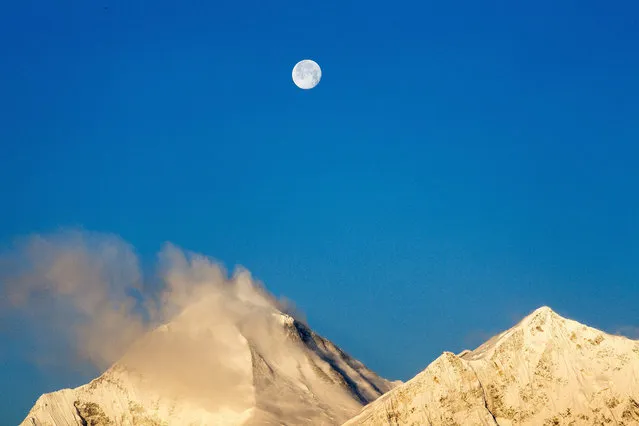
{"left": 21, "top": 303, "right": 397, "bottom": 426}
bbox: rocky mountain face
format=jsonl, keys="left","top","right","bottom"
{"left": 344, "top": 307, "right": 639, "bottom": 426}
{"left": 20, "top": 297, "right": 396, "bottom": 426}
{"left": 21, "top": 305, "right": 639, "bottom": 426}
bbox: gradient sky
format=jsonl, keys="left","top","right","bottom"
{"left": 1, "top": 1, "right": 638, "bottom": 424}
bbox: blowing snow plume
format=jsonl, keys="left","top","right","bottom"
{"left": 7, "top": 230, "right": 397, "bottom": 426}
{"left": 0, "top": 229, "right": 297, "bottom": 372}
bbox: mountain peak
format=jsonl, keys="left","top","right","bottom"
{"left": 460, "top": 306, "right": 574, "bottom": 363}
{"left": 21, "top": 303, "right": 397, "bottom": 426}
{"left": 521, "top": 305, "right": 559, "bottom": 324}
{"left": 536, "top": 305, "right": 553, "bottom": 312}
{"left": 529, "top": 305, "right": 554, "bottom": 315}
{"left": 20, "top": 301, "right": 639, "bottom": 426}
{"left": 345, "top": 308, "right": 639, "bottom": 426}
{"left": 275, "top": 312, "right": 296, "bottom": 327}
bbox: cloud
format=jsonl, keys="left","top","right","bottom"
{"left": 0, "top": 229, "right": 305, "bottom": 394}
{"left": 0, "top": 230, "right": 145, "bottom": 369}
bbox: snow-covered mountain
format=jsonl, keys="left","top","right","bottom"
{"left": 21, "top": 304, "right": 639, "bottom": 426}
{"left": 343, "top": 306, "right": 639, "bottom": 426}
{"left": 20, "top": 295, "right": 396, "bottom": 426}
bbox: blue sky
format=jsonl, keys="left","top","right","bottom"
{"left": 1, "top": 0, "right": 638, "bottom": 423}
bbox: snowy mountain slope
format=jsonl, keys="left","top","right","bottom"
{"left": 343, "top": 306, "right": 639, "bottom": 426}
{"left": 21, "top": 296, "right": 396, "bottom": 426}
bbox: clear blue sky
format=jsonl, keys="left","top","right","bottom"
{"left": 1, "top": 0, "right": 638, "bottom": 424}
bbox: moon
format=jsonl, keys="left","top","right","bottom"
{"left": 292, "top": 59, "right": 322, "bottom": 90}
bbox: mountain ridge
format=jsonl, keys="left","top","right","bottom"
{"left": 343, "top": 306, "right": 639, "bottom": 426}
{"left": 21, "top": 306, "right": 639, "bottom": 425}
{"left": 21, "top": 305, "right": 396, "bottom": 426}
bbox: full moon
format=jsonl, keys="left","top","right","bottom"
{"left": 292, "top": 59, "right": 321, "bottom": 90}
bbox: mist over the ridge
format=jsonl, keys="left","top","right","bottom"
{"left": 0, "top": 229, "right": 304, "bottom": 377}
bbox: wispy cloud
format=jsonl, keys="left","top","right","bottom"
{"left": 0, "top": 229, "right": 306, "bottom": 407}
{"left": 1, "top": 230, "right": 145, "bottom": 369}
